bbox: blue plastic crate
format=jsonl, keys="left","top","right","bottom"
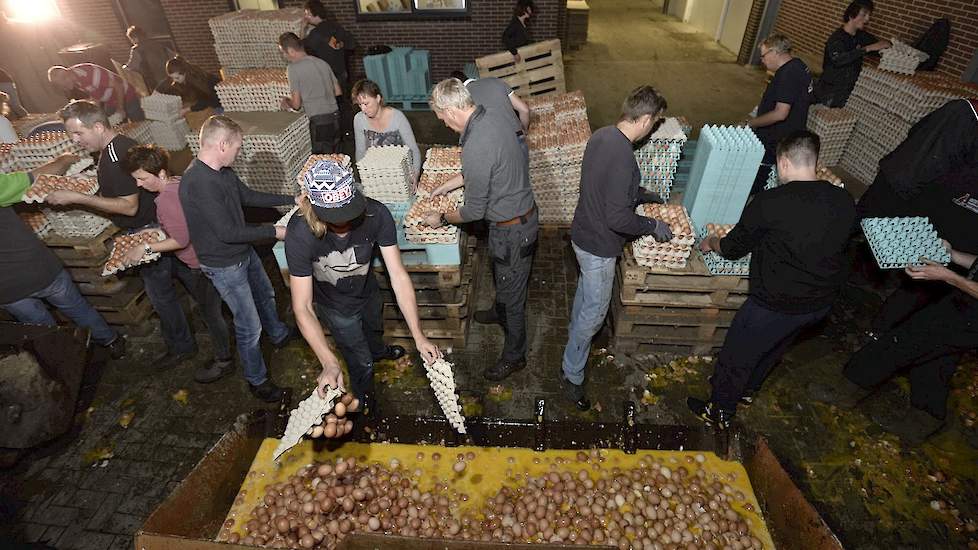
{"left": 375, "top": 200, "right": 463, "bottom": 266}
{"left": 683, "top": 126, "right": 764, "bottom": 230}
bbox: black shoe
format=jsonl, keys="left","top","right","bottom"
{"left": 483, "top": 358, "right": 526, "bottom": 381}
{"left": 249, "top": 380, "right": 286, "bottom": 403}
{"left": 686, "top": 397, "right": 735, "bottom": 430}
{"left": 155, "top": 350, "right": 196, "bottom": 372}
{"left": 559, "top": 374, "right": 591, "bottom": 411}
{"left": 272, "top": 326, "right": 299, "bottom": 349}
{"left": 809, "top": 376, "right": 871, "bottom": 408}
{"left": 473, "top": 309, "right": 504, "bottom": 327}
{"left": 104, "top": 336, "right": 127, "bottom": 360}
{"left": 708, "top": 376, "right": 755, "bottom": 407}
{"left": 194, "top": 359, "right": 234, "bottom": 384}
{"left": 373, "top": 345, "right": 406, "bottom": 362}
{"left": 872, "top": 405, "right": 945, "bottom": 445}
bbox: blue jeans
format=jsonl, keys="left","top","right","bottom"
{"left": 139, "top": 254, "right": 196, "bottom": 355}
{"left": 314, "top": 289, "right": 386, "bottom": 400}
{"left": 200, "top": 249, "right": 289, "bottom": 386}
{"left": 1, "top": 270, "right": 118, "bottom": 346}
{"left": 562, "top": 243, "right": 617, "bottom": 385}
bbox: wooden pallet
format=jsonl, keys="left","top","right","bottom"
{"left": 44, "top": 225, "right": 119, "bottom": 268}
{"left": 617, "top": 249, "right": 749, "bottom": 309}
{"left": 375, "top": 236, "right": 477, "bottom": 290}
{"left": 609, "top": 290, "right": 733, "bottom": 355}
{"left": 55, "top": 280, "right": 153, "bottom": 326}
{"left": 475, "top": 39, "right": 566, "bottom": 99}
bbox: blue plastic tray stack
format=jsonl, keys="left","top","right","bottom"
{"left": 861, "top": 217, "right": 951, "bottom": 269}
{"left": 634, "top": 117, "right": 687, "bottom": 202}
{"left": 682, "top": 125, "right": 764, "bottom": 231}
{"left": 696, "top": 225, "right": 751, "bottom": 277}
{"left": 364, "top": 48, "right": 432, "bottom": 109}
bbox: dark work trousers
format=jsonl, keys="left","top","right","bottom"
{"left": 872, "top": 280, "right": 951, "bottom": 334}
{"left": 138, "top": 255, "right": 195, "bottom": 356}
{"left": 856, "top": 172, "right": 921, "bottom": 220}
{"left": 845, "top": 290, "right": 976, "bottom": 419}
{"left": 488, "top": 208, "right": 539, "bottom": 363}
{"left": 711, "top": 297, "right": 831, "bottom": 411}
{"left": 172, "top": 261, "right": 232, "bottom": 362}
{"left": 337, "top": 93, "right": 354, "bottom": 141}
{"left": 750, "top": 147, "right": 776, "bottom": 196}
{"left": 314, "top": 288, "right": 386, "bottom": 399}
{"left": 309, "top": 112, "right": 340, "bottom": 154}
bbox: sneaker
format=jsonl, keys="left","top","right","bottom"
{"left": 154, "top": 350, "right": 197, "bottom": 372}
{"left": 104, "top": 336, "right": 127, "bottom": 360}
{"left": 194, "top": 359, "right": 235, "bottom": 384}
{"left": 473, "top": 309, "right": 504, "bottom": 327}
{"left": 373, "top": 345, "right": 406, "bottom": 362}
{"left": 559, "top": 374, "right": 591, "bottom": 411}
{"left": 686, "top": 397, "right": 735, "bottom": 430}
{"left": 708, "top": 376, "right": 755, "bottom": 407}
{"left": 483, "top": 358, "right": 526, "bottom": 381}
{"left": 272, "top": 326, "right": 299, "bottom": 350}
{"left": 809, "top": 376, "right": 871, "bottom": 408}
{"left": 249, "top": 380, "right": 286, "bottom": 403}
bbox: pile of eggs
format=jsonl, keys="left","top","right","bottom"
{"left": 305, "top": 393, "right": 360, "bottom": 439}
{"left": 25, "top": 174, "right": 98, "bottom": 203}
{"left": 223, "top": 450, "right": 766, "bottom": 550}
{"left": 704, "top": 224, "right": 735, "bottom": 239}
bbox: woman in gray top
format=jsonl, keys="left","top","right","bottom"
{"left": 351, "top": 79, "right": 421, "bottom": 182}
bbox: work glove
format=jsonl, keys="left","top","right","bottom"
{"left": 638, "top": 188, "right": 665, "bottom": 205}
{"left": 651, "top": 219, "right": 673, "bottom": 243}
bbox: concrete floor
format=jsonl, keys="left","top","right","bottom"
{"left": 2, "top": 2, "right": 977, "bottom": 550}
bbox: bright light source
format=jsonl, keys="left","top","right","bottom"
{"left": 4, "top": 0, "right": 61, "bottom": 23}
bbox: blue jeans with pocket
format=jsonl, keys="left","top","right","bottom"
{"left": 200, "top": 249, "right": 289, "bottom": 386}
{"left": 1, "top": 269, "right": 118, "bottom": 346}
{"left": 314, "top": 289, "right": 386, "bottom": 400}
{"left": 562, "top": 243, "right": 617, "bottom": 385}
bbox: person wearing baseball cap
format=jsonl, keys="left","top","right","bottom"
{"left": 286, "top": 159, "right": 442, "bottom": 413}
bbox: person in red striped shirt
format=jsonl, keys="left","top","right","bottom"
{"left": 47, "top": 63, "right": 145, "bottom": 122}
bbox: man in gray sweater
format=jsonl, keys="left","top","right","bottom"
{"left": 423, "top": 78, "right": 537, "bottom": 382}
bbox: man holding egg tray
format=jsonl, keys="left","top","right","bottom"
{"left": 285, "top": 159, "right": 442, "bottom": 414}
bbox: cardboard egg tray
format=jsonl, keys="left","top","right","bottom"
{"left": 552, "top": 90, "right": 588, "bottom": 121}
{"left": 215, "top": 69, "right": 290, "bottom": 112}
{"left": 114, "top": 120, "right": 153, "bottom": 145}
{"left": 11, "top": 132, "right": 85, "bottom": 170}
{"left": 18, "top": 209, "right": 51, "bottom": 239}
{"left": 878, "top": 39, "right": 929, "bottom": 75}
{"left": 140, "top": 93, "right": 183, "bottom": 122}
{"left": 696, "top": 224, "right": 751, "bottom": 277}
{"left": 102, "top": 228, "right": 168, "bottom": 275}
{"left": 415, "top": 170, "right": 464, "bottom": 203}
{"left": 10, "top": 113, "right": 60, "bottom": 139}
{"left": 682, "top": 125, "right": 764, "bottom": 231}
{"left": 861, "top": 216, "right": 951, "bottom": 269}
{"left": 23, "top": 174, "right": 99, "bottom": 203}
{"left": 0, "top": 144, "right": 16, "bottom": 172}
{"left": 208, "top": 8, "right": 303, "bottom": 45}
{"left": 423, "top": 146, "right": 462, "bottom": 173}
{"left": 215, "top": 42, "right": 287, "bottom": 72}
{"left": 403, "top": 196, "right": 461, "bottom": 244}
{"left": 149, "top": 119, "right": 191, "bottom": 151}
{"left": 806, "top": 105, "right": 856, "bottom": 167}
{"left": 358, "top": 145, "right": 414, "bottom": 203}
{"left": 424, "top": 358, "right": 466, "bottom": 433}
{"left": 630, "top": 204, "right": 695, "bottom": 269}
{"left": 42, "top": 208, "right": 112, "bottom": 239}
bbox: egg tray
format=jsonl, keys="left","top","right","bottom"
{"left": 415, "top": 171, "right": 463, "bottom": 201}
{"left": 635, "top": 203, "right": 695, "bottom": 245}
{"left": 149, "top": 119, "right": 191, "bottom": 151}
{"left": 114, "top": 120, "right": 154, "bottom": 145}
{"left": 696, "top": 225, "right": 751, "bottom": 277}
{"left": 102, "top": 228, "right": 168, "bottom": 276}
{"left": 423, "top": 357, "right": 466, "bottom": 433}
{"left": 807, "top": 106, "right": 856, "bottom": 167}
{"left": 209, "top": 8, "right": 303, "bottom": 45}
{"left": 879, "top": 39, "right": 929, "bottom": 76}
{"left": 140, "top": 93, "right": 184, "bottom": 122}
{"left": 43, "top": 209, "right": 113, "bottom": 239}
{"left": 61, "top": 156, "right": 95, "bottom": 176}
{"left": 422, "top": 146, "right": 463, "bottom": 173}
{"left": 682, "top": 125, "right": 765, "bottom": 230}
{"left": 10, "top": 113, "right": 61, "bottom": 139}
{"left": 273, "top": 385, "right": 344, "bottom": 462}
{"left": 861, "top": 217, "right": 951, "bottom": 269}
{"left": 216, "top": 70, "right": 291, "bottom": 112}
{"left": 18, "top": 210, "right": 51, "bottom": 239}
{"left": 23, "top": 174, "right": 99, "bottom": 203}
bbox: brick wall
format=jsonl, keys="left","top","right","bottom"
{"left": 736, "top": 0, "right": 767, "bottom": 65}
{"left": 771, "top": 0, "right": 978, "bottom": 77}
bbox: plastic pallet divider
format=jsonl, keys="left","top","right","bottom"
{"left": 860, "top": 216, "right": 951, "bottom": 269}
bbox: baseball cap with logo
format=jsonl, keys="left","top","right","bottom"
{"left": 301, "top": 159, "right": 366, "bottom": 225}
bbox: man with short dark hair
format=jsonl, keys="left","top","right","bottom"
{"left": 279, "top": 32, "right": 343, "bottom": 154}
{"left": 560, "top": 86, "right": 674, "bottom": 410}
{"left": 688, "top": 130, "right": 856, "bottom": 428}
{"left": 503, "top": 0, "right": 536, "bottom": 60}
{"left": 302, "top": 0, "right": 357, "bottom": 140}
{"left": 813, "top": 1, "right": 891, "bottom": 107}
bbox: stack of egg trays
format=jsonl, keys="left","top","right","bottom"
{"left": 114, "top": 120, "right": 153, "bottom": 144}
{"left": 861, "top": 216, "right": 951, "bottom": 269}
{"left": 43, "top": 208, "right": 112, "bottom": 239}
{"left": 11, "top": 132, "right": 85, "bottom": 170}
{"left": 215, "top": 69, "right": 290, "bottom": 112}
{"left": 807, "top": 105, "right": 856, "bottom": 167}
{"left": 357, "top": 145, "right": 414, "bottom": 203}
{"left": 879, "top": 39, "right": 929, "bottom": 75}
{"left": 634, "top": 117, "right": 686, "bottom": 201}
{"left": 140, "top": 93, "right": 183, "bottom": 122}
{"left": 682, "top": 125, "right": 764, "bottom": 231}
{"left": 696, "top": 226, "right": 751, "bottom": 277}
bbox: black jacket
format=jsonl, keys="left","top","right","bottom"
{"left": 502, "top": 17, "right": 531, "bottom": 55}
{"left": 813, "top": 28, "right": 877, "bottom": 107}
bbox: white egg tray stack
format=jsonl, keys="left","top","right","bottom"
{"left": 861, "top": 216, "right": 951, "bottom": 269}
{"left": 273, "top": 386, "right": 344, "bottom": 461}
{"left": 210, "top": 9, "right": 302, "bottom": 72}
{"left": 149, "top": 119, "right": 191, "bottom": 151}
{"left": 422, "top": 146, "right": 462, "bottom": 174}
{"left": 42, "top": 208, "right": 112, "bottom": 239}
{"left": 357, "top": 145, "right": 414, "bottom": 203}
{"left": 114, "top": 121, "right": 153, "bottom": 145}
{"left": 403, "top": 196, "right": 461, "bottom": 244}
{"left": 630, "top": 203, "right": 695, "bottom": 270}
{"left": 215, "top": 42, "right": 287, "bottom": 72}
{"left": 697, "top": 224, "right": 751, "bottom": 277}
{"left": 140, "top": 93, "right": 183, "bottom": 122}
{"left": 18, "top": 209, "right": 52, "bottom": 239}
{"left": 215, "top": 69, "right": 290, "bottom": 112}
{"left": 878, "top": 39, "right": 929, "bottom": 75}
{"left": 423, "top": 358, "right": 466, "bottom": 434}
{"left": 11, "top": 132, "right": 85, "bottom": 171}
{"left": 806, "top": 105, "right": 856, "bottom": 167}
{"left": 415, "top": 170, "right": 464, "bottom": 203}
{"left": 635, "top": 117, "right": 688, "bottom": 201}
{"left": 10, "top": 113, "right": 61, "bottom": 140}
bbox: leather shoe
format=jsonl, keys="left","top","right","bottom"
{"left": 484, "top": 358, "right": 525, "bottom": 381}
{"left": 373, "top": 345, "right": 406, "bottom": 362}
{"left": 559, "top": 374, "right": 590, "bottom": 411}
{"left": 194, "top": 359, "right": 234, "bottom": 384}
{"left": 104, "top": 336, "right": 127, "bottom": 360}
{"left": 249, "top": 380, "right": 286, "bottom": 403}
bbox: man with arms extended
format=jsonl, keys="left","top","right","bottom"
{"left": 812, "top": 0, "right": 890, "bottom": 108}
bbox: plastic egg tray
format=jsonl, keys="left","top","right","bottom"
{"left": 114, "top": 120, "right": 153, "bottom": 145}
{"left": 634, "top": 117, "right": 687, "bottom": 201}
{"left": 861, "top": 216, "right": 951, "bottom": 269}
{"left": 273, "top": 385, "right": 344, "bottom": 461}
{"left": 102, "top": 228, "right": 168, "bottom": 275}
{"left": 697, "top": 224, "right": 751, "bottom": 277}
{"left": 140, "top": 93, "right": 183, "bottom": 122}
{"left": 423, "top": 357, "right": 466, "bottom": 434}
{"left": 682, "top": 125, "right": 765, "bottom": 231}
{"left": 23, "top": 174, "right": 99, "bottom": 203}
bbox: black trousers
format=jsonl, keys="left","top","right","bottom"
{"left": 710, "top": 297, "right": 830, "bottom": 411}
{"left": 309, "top": 112, "right": 340, "bottom": 154}
{"left": 488, "top": 209, "right": 539, "bottom": 363}
{"left": 845, "top": 286, "right": 977, "bottom": 419}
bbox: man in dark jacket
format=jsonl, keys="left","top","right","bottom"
{"left": 502, "top": 0, "right": 535, "bottom": 60}
{"left": 812, "top": 0, "right": 891, "bottom": 107}
{"left": 688, "top": 131, "right": 856, "bottom": 429}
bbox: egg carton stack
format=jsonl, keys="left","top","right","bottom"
{"left": 0, "top": 143, "right": 15, "bottom": 172}
{"left": 806, "top": 105, "right": 856, "bottom": 166}
{"left": 102, "top": 228, "right": 168, "bottom": 275}
{"left": 141, "top": 93, "right": 190, "bottom": 151}
{"left": 10, "top": 132, "right": 84, "bottom": 171}
{"left": 403, "top": 196, "right": 461, "bottom": 244}
{"left": 861, "top": 216, "right": 950, "bottom": 269}
{"left": 42, "top": 209, "right": 112, "bottom": 238}
{"left": 272, "top": 386, "right": 344, "bottom": 461}
{"left": 878, "top": 39, "right": 929, "bottom": 75}
{"left": 526, "top": 91, "right": 592, "bottom": 224}
{"left": 17, "top": 210, "right": 51, "bottom": 239}
{"left": 215, "top": 69, "right": 290, "bottom": 112}
{"left": 698, "top": 224, "right": 750, "bottom": 276}
{"left": 682, "top": 125, "right": 765, "bottom": 230}
{"left": 423, "top": 146, "right": 462, "bottom": 174}
{"left": 114, "top": 120, "right": 153, "bottom": 145}
{"left": 23, "top": 174, "right": 99, "bottom": 203}
{"left": 423, "top": 358, "right": 466, "bottom": 434}
{"left": 415, "top": 171, "right": 461, "bottom": 203}
{"left": 65, "top": 157, "right": 95, "bottom": 177}
{"left": 10, "top": 113, "right": 61, "bottom": 139}
{"left": 357, "top": 145, "right": 414, "bottom": 203}
{"left": 209, "top": 9, "right": 302, "bottom": 73}
{"left": 630, "top": 204, "right": 695, "bottom": 269}
{"left": 634, "top": 117, "right": 688, "bottom": 202}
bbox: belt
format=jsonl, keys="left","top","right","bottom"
{"left": 495, "top": 205, "right": 536, "bottom": 227}
{"left": 516, "top": 129, "right": 525, "bottom": 138}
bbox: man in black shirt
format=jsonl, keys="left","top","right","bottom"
{"left": 747, "top": 34, "right": 813, "bottom": 195}
{"left": 502, "top": 0, "right": 535, "bottom": 60}
{"left": 688, "top": 131, "right": 856, "bottom": 429}
{"left": 302, "top": 0, "right": 356, "bottom": 140}
{"left": 561, "top": 86, "right": 673, "bottom": 411}
{"left": 180, "top": 115, "right": 296, "bottom": 403}
{"left": 812, "top": 1, "right": 890, "bottom": 107}
{"left": 49, "top": 100, "right": 195, "bottom": 369}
